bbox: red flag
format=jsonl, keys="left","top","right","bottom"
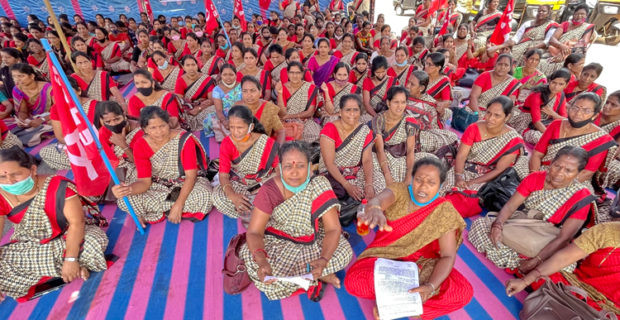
{"left": 429, "top": 0, "right": 447, "bottom": 16}
{"left": 47, "top": 52, "right": 118, "bottom": 196}
{"left": 259, "top": 0, "right": 272, "bottom": 10}
{"left": 204, "top": 0, "right": 220, "bottom": 33}
{"left": 489, "top": 0, "right": 514, "bottom": 45}
{"left": 141, "top": 0, "right": 154, "bottom": 24}
{"left": 234, "top": 0, "right": 248, "bottom": 32}
{"left": 438, "top": 7, "right": 450, "bottom": 36}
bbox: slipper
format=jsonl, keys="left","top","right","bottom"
{"left": 308, "top": 281, "right": 326, "bottom": 302}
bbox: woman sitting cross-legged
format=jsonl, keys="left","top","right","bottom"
{"left": 95, "top": 101, "right": 143, "bottom": 171}
{"left": 344, "top": 157, "right": 473, "bottom": 319}
{"left": 506, "top": 221, "right": 620, "bottom": 314}
{"left": 469, "top": 146, "right": 596, "bottom": 274}
{"left": 111, "top": 107, "right": 213, "bottom": 226}
{"left": 318, "top": 94, "right": 379, "bottom": 202}
{"left": 240, "top": 141, "right": 353, "bottom": 301}
{"left": 128, "top": 69, "right": 181, "bottom": 129}
{"left": 0, "top": 147, "right": 109, "bottom": 301}
{"left": 212, "top": 105, "right": 279, "bottom": 222}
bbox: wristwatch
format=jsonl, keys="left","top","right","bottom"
{"left": 64, "top": 257, "right": 78, "bottom": 262}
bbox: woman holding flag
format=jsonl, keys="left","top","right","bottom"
{"left": 471, "top": 0, "right": 502, "bottom": 50}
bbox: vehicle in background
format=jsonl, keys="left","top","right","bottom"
{"left": 393, "top": 0, "right": 424, "bottom": 16}
{"left": 591, "top": 0, "right": 620, "bottom": 44}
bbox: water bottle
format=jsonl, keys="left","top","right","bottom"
{"left": 356, "top": 199, "right": 369, "bottom": 236}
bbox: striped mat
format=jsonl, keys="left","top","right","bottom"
{"left": 0, "top": 81, "right": 528, "bottom": 319}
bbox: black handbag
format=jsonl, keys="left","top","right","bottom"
{"left": 339, "top": 197, "right": 361, "bottom": 227}
{"left": 456, "top": 68, "right": 479, "bottom": 88}
{"left": 451, "top": 107, "right": 478, "bottom": 132}
{"left": 478, "top": 167, "right": 521, "bottom": 212}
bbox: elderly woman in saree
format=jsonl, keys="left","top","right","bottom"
{"left": 387, "top": 46, "right": 416, "bottom": 87}
{"left": 70, "top": 52, "right": 126, "bottom": 107}
{"left": 333, "top": 33, "right": 358, "bottom": 67}
{"left": 497, "top": 5, "right": 559, "bottom": 63}
{"left": 237, "top": 48, "right": 271, "bottom": 101}
{"left": 470, "top": 0, "right": 501, "bottom": 49}
{"left": 112, "top": 107, "right": 213, "bottom": 226}
{"left": 530, "top": 93, "right": 615, "bottom": 186}
{"left": 564, "top": 63, "right": 607, "bottom": 104}
{"left": 202, "top": 64, "right": 242, "bottom": 142}
{"left": 93, "top": 27, "right": 130, "bottom": 73}
{"left": 128, "top": 69, "right": 181, "bottom": 128}
{"left": 510, "top": 68, "right": 570, "bottom": 144}
{"left": 307, "top": 38, "right": 340, "bottom": 88}
{"left": 467, "top": 54, "right": 521, "bottom": 119}
{"left": 362, "top": 56, "right": 396, "bottom": 119}
{"left": 349, "top": 53, "right": 369, "bottom": 87}
{"left": 10, "top": 63, "right": 53, "bottom": 147}
{"left": 444, "top": 97, "right": 529, "bottom": 216}
{"left": 241, "top": 140, "right": 353, "bottom": 301}
{"left": 539, "top": 5, "right": 594, "bottom": 76}
{"left": 406, "top": 70, "right": 459, "bottom": 154}
{"left": 507, "top": 221, "right": 620, "bottom": 314}
{"left": 0, "top": 147, "right": 109, "bottom": 300}
{"left": 470, "top": 146, "right": 596, "bottom": 274}
{"left": 320, "top": 62, "right": 362, "bottom": 125}
{"left": 148, "top": 50, "right": 183, "bottom": 92}
{"left": 424, "top": 52, "right": 453, "bottom": 121}
{"left": 213, "top": 105, "right": 279, "bottom": 221}
{"left": 596, "top": 91, "right": 620, "bottom": 196}
{"left": 39, "top": 77, "right": 98, "bottom": 170}
{"left": 345, "top": 157, "right": 473, "bottom": 319}
{"left": 275, "top": 61, "right": 320, "bottom": 143}
{"left": 198, "top": 39, "right": 223, "bottom": 76}
{"left": 239, "top": 77, "right": 286, "bottom": 145}
{"left": 318, "top": 94, "right": 378, "bottom": 201}
{"left": 513, "top": 49, "right": 547, "bottom": 106}
{"left": 372, "top": 86, "right": 436, "bottom": 193}
{"left": 175, "top": 55, "right": 216, "bottom": 131}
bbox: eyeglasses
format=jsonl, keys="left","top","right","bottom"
{"left": 568, "top": 105, "right": 594, "bottom": 114}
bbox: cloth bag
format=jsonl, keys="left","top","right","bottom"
{"left": 478, "top": 167, "right": 521, "bottom": 212}
{"left": 520, "top": 278, "right": 618, "bottom": 320}
{"left": 501, "top": 210, "right": 560, "bottom": 258}
{"left": 456, "top": 68, "right": 480, "bottom": 88}
{"left": 222, "top": 233, "right": 252, "bottom": 295}
{"left": 451, "top": 107, "right": 478, "bottom": 132}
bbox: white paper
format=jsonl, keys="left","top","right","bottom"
{"left": 374, "top": 258, "right": 423, "bottom": 320}
{"left": 264, "top": 273, "right": 314, "bottom": 290}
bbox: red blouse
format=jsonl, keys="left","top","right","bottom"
{"left": 133, "top": 134, "right": 199, "bottom": 179}
{"left": 524, "top": 91, "right": 567, "bottom": 124}
{"left": 127, "top": 93, "right": 181, "bottom": 118}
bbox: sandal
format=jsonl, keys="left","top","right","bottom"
{"left": 308, "top": 281, "right": 326, "bottom": 302}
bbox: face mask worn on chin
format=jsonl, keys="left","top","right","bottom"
{"left": 158, "top": 61, "right": 169, "bottom": 70}
{"left": 137, "top": 86, "right": 154, "bottom": 96}
{"left": 396, "top": 60, "right": 408, "bottom": 67}
{"left": 0, "top": 175, "right": 35, "bottom": 195}
{"left": 335, "top": 79, "right": 348, "bottom": 86}
{"left": 568, "top": 117, "right": 593, "bottom": 128}
{"left": 280, "top": 164, "right": 311, "bottom": 193}
{"left": 220, "top": 42, "right": 229, "bottom": 50}
{"left": 105, "top": 120, "right": 127, "bottom": 134}
{"left": 572, "top": 18, "right": 585, "bottom": 26}
{"left": 171, "top": 35, "right": 181, "bottom": 41}
{"left": 408, "top": 184, "right": 440, "bottom": 207}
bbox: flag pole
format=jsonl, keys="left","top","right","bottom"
{"left": 211, "top": 1, "right": 232, "bottom": 48}
{"left": 43, "top": 0, "right": 77, "bottom": 73}
{"left": 41, "top": 39, "right": 146, "bottom": 235}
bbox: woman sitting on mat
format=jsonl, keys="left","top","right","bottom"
{"left": 564, "top": 63, "right": 607, "bottom": 104}
{"left": 148, "top": 50, "right": 183, "bottom": 92}
{"left": 470, "top": 146, "right": 595, "bottom": 274}
{"left": 204, "top": 64, "right": 242, "bottom": 142}
{"left": 241, "top": 140, "right": 353, "bottom": 301}
{"left": 95, "top": 101, "right": 143, "bottom": 170}
{"left": 212, "top": 105, "right": 279, "bottom": 222}
{"left": 238, "top": 76, "right": 286, "bottom": 144}
{"left": 424, "top": 52, "right": 453, "bottom": 122}
{"left": 442, "top": 96, "right": 529, "bottom": 217}
{"left": 128, "top": 69, "right": 181, "bottom": 129}
{"left": 111, "top": 107, "right": 213, "bottom": 226}
{"left": 362, "top": 56, "right": 396, "bottom": 118}
{"left": 344, "top": 157, "right": 473, "bottom": 320}
{"left": 0, "top": 147, "right": 109, "bottom": 301}
{"left": 506, "top": 221, "right": 620, "bottom": 314}
{"left": 70, "top": 51, "right": 125, "bottom": 106}
{"left": 174, "top": 55, "right": 216, "bottom": 131}
{"left": 467, "top": 54, "right": 521, "bottom": 119}
{"left": 318, "top": 94, "right": 378, "bottom": 201}
{"left": 319, "top": 62, "right": 361, "bottom": 125}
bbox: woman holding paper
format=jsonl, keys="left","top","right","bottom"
{"left": 241, "top": 141, "right": 353, "bottom": 301}
{"left": 344, "top": 157, "right": 473, "bottom": 319}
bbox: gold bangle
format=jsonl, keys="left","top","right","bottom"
{"left": 367, "top": 205, "right": 382, "bottom": 211}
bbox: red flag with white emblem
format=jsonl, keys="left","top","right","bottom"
{"left": 47, "top": 52, "right": 118, "bottom": 196}
{"left": 234, "top": 0, "right": 248, "bottom": 32}
{"left": 204, "top": 0, "right": 221, "bottom": 33}
{"left": 438, "top": 7, "right": 451, "bottom": 36}
{"left": 489, "top": 0, "right": 514, "bottom": 45}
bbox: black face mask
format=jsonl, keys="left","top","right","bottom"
{"left": 105, "top": 120, "right": 127, "bottom": 134}
{"left": 568, "top": 117, "right": 593, "bottom": 128}
{"left": 137, "top": 86, "right": 153, "bottom": 96}
{"left": 97, "top": 38, "right": 106, "bottom": 43}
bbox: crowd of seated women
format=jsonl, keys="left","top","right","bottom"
{"left": 0, "top": 2, "right": 619, "bottom": 318}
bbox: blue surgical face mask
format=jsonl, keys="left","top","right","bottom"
{"left": 191, "top": 23, "right": 196, "bottom": 29}
{"left": 158, "top": 60, "right": 169, "bottom": 70}
{"left": 220, "top": 42, "right": 229, "bottom": 50}
{"left": 0, "top": 175, "right": 35, "bottom": 195}
{"left": 408, "top": 184, "right": 440, "bottom": 207}
{"left": 280, "top": 164, "right": 311, "bottom": 194}
{"left": 396, "top": 60, "right": 408, "bottom": 67}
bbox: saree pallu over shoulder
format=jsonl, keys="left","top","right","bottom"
{"left": 319, "top": 123, "right": 374, "bottom": 172}
{"left": 512, "top": 21, "right": 559, "bottom": 61}
{"left": 286, "top": 81, "right": 318, "bottom": 115}
{"left": 369, "top": 77, "right": 395, "bottom": 111}
{"left": 184, "top": 74, "right": 215, "bottom": 101}
{"left": 467, "top": 128, "right": 526, "bottom": 169}
{"left": 524, "top": 182, "right": 595, "bottom": 224}
{"left": 161, "top": 67, "right": 182, "bottom": 92}
{"left": 200, "top": 55, "right": 222, "bottom": 74}
{"left": 478, "top": 77, "right": 521, "bottom": 110}
{"left": 230, "top": 135, "right": 278, "bottom": 184}
{"left": 372, "top": 115, "right": 418, "bottom": 157}
{"left": 541, "top": 129, "right": 616, "bottom": 166}
{"left": 475, "top": 12, "right": 502, "bottom": 31}
{"left": 71, "top": 71, "right": 111, "bottom": 102}
{"left": 359, "top": 187, "right": 466, "bottom": 260}
{"left": 427, "top": 76, "right": 451, "bottom": 100}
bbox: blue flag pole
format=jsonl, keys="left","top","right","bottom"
{"left": 211, "top": 2, "right": 233, "bottom": 48}
{"left": 41, "top": 39, "right": 145, "bottom": 235}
